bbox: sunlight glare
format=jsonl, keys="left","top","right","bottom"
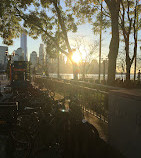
{"left": 71, "top": 52, "right": 81, "bottom": 63}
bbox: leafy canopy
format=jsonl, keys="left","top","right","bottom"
{"left": 0, "top": 0, "right": 34, "bottom": 45}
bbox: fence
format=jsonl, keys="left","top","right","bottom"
{"left": 34, "top": 77, "right": 109, "bottom": 123}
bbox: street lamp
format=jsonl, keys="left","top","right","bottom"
{"left": 57, "top": 0, "right": 60, "bottom": 79}
{"left": 102, "top": 57, "right": 108, "bottom": 82}
{"left": 98, "top": 0, "right": 103, "bottom": 83}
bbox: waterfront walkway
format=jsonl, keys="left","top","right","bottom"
{"left": 54, "top": 92, "right": 108, "bottom": 141}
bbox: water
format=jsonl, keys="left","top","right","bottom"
{"left": 49, "top": 73, "right": 134, "bottom": 81}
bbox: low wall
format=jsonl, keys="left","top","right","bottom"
{"left": 109, "top": 89, "right": 141, "bottom": 158}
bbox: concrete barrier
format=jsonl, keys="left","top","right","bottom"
{"left": 109, "top": 89, "right": 141, "bottom": 158}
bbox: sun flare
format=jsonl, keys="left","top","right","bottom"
{"left": 71, "top": 52, "right": 81, "bottom": 63}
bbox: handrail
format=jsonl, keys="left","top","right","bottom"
{"left": 34, "top": 77, "right": 109, "bottom": 123}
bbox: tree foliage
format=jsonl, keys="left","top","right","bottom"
{"left": 14, "top": 0, "right": 78, "bottom": 58}
{"left": 0, "top": 0, "right": 34, "bottom": 45}
{"left": 66, "top": 0, "right": 120, "bottom": 84}
{"left": 0, "top": 0, "right": 82, "bottom": 79}
{"left": 119, "top": 0, "right": 141, "bottom": 81}
{"left": 65, "top": 0, "right": 111, "bottom": 33}
{"left": 3, "top": 0, "right": 141, "bottom": 82}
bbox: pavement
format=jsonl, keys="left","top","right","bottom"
{"left": 0, "top": 83, "right": 123, "bottom": 158}
{"left": 32, "top": 81, "right": 109, "bottom": 141}
{"left": 54, "top": 93, "right": 108, "bottom": 142}
{"left": 84, "top": 111, "right": 108, "bottom": 141}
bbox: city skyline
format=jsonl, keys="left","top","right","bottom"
{"left": 0, "top": 46, "right": 8, "bottom": 70}
{"left": 0, "top": 35, "right": 42, "bottom": 61}
{"left": 0, "top": 22, "right": 111, "bottom": 62}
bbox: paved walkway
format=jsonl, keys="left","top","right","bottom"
{"left": 84, "top": 112, "right": 108, "bottom": 141}
{"left": 54, "top": 93, "right": 108, "bottom": 142}
{"left": 32, "top": 82, "right": 108, "bottom": 142}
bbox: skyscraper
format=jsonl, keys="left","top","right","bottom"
{"left": 30, "top": 51, "right": 37, "bottom": 68}
{"left": 13, "top": 48, "right": 24, "bottom": 62}
{"left": 39, "top": 44, "right": 44, "bottom": 67}
{"left": 20, "top": 32, "right": 27, "bottom": 61}
{"left": 0, "top": 46, "right": 8, "bottom": 70}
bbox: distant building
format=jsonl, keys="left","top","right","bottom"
{"left": 39, "top": 44, "right": 44, "bottom": 67}
{"left": 0, "top": 46, "right": 8, "bottom": 70}
{"left": 20, "top": 31, "right": 27, "bottom": 61}
{"left": 30, "top": 51, "right": 37, "bottom": 68}
{"left": 13, "top": 48, "right": 24, "bottom": 61}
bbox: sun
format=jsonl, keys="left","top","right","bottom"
{"left": 71, "top": 52, "right": 81, "bottom": 63}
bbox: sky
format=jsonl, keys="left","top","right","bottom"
{"left": 0, "top": 22, "right": 111, "bottom": 61}
{"left": 0, "top": 36, "right": 42, "bottom": 61}
{"left": 0, "top": 0, "right": 141, "bottom": 74}
{"left": 0, "top": 0, "right": 111, "bottom": 61}
{"left": 0, "top": 0, "right": 141, "bottom": 70}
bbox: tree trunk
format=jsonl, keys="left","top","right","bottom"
{"left": 126, "top": 63, "right": 131, "bottom": 81}
{"left": 125, "top": 38, "right": 131, "bottom": 82}
{"left": 126, "top": 48, "right": 131, "bottom": 82}
{"left": 107, "top": 10, "right": 119, "bottom": 85}
{"left": 126, "top": 59, "right": 131, "bottom": 88}
{"left": 108, "top": 55, "right": 116, "bottom": 84}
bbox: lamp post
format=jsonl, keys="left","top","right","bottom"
{"left": 102, "top": 57, "right": 108, "bottom": 83}
{"left": 57, "top": 0, "right": 60, "bottom": 79}
{"left": 134, "top": 1, "right": 139, "bottom": 82}
{"left": 98, "top": 0, "right": 103, "bottom": 83}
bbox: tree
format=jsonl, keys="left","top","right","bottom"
{"left": 14, "top": 0, "right": 81, "bottom": 79}
{"left": 93, "top": 0, "right": 141, "bottom": 82}
{"left": 104, "top": 0, "right": 120, "bottom": 85}
{"left": 117, "top": 49, "right": 126, "bottom": 78}
{"left": 0, "top": 0, "right": 34, "bottom": 45}
{"left": 0, "top": 0, "right": 80, "bottom": 79}
{"left": 1, "top": 0, "right": 121, "bottom": 83}
{"left": 119, "top": 0, "right": 141, "bottom": 82}
{"left": 65, "top": 0, "right": 120, "bottom": 85}
{"left": 72, "top": 36, "right": 99, "bottom": 79}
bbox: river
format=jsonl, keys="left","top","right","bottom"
{"left": 49, "top": 73, "right": 135, "bottom": 80}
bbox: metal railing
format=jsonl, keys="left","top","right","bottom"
{"left": 34, "top": 77, "right": 108, "bottom": 123}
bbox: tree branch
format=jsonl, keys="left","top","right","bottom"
{"left": 127, "top": 0, "right": 132, "bottom": 36}
{"left": 52, "top": 0, "right": 72, "bottom": 52}
{"left": 15, "top": 7, "right": 69, "bottom": 57}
